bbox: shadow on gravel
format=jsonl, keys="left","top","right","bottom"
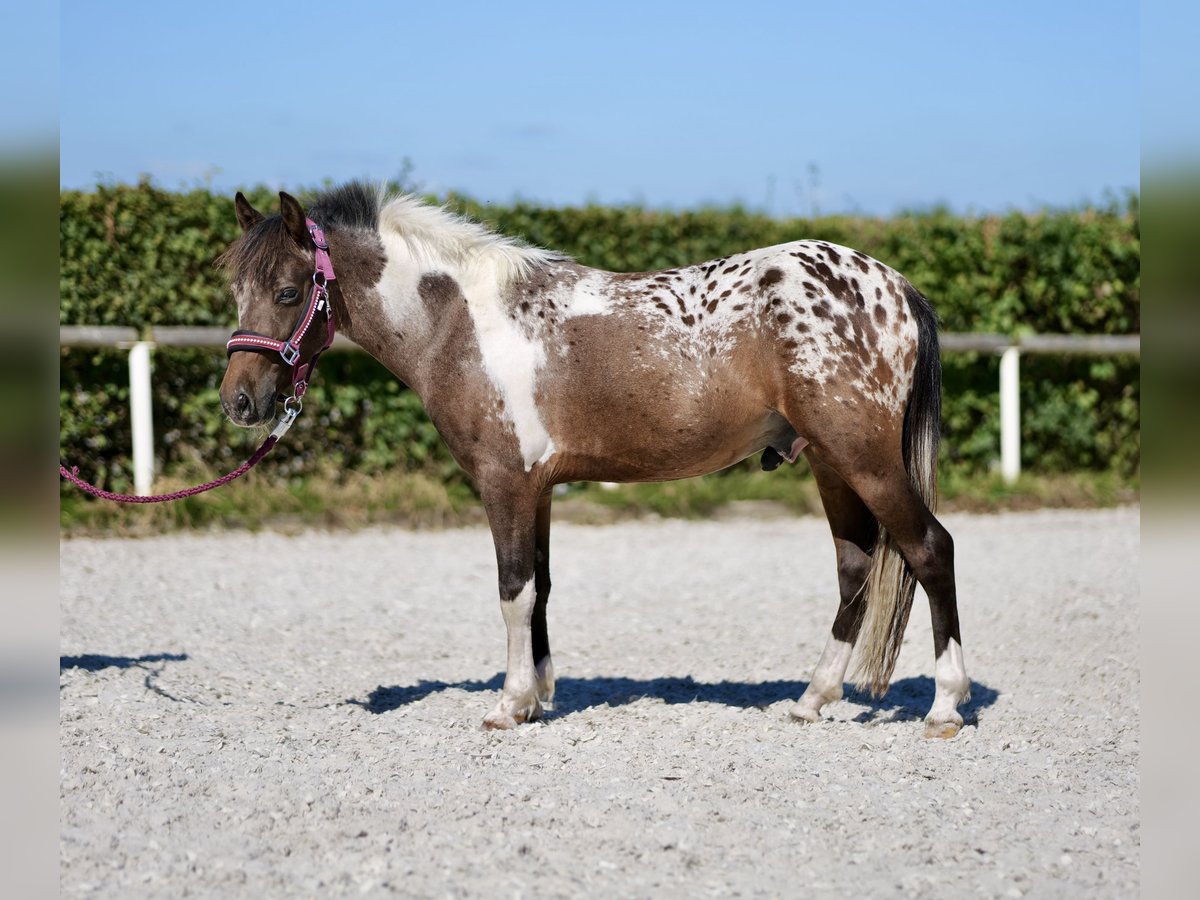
{"left": 349, "top": 673, "right": 999, "bottom": 722}
{"left": 845, "top": 677, "right": 1000, "bottom": 725}
{"left": 347, "top": 674, "right": 506, "bottom": 713}
{"left": 59, "top": 652, "right": 189, "bottom": 672}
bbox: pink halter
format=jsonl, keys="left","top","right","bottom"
{"left": 225, "top": 218, "right": 338, "bottom": 424}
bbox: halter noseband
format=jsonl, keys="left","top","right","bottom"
{"left": 225, "top": 218, "right": 337, "bottom": 438}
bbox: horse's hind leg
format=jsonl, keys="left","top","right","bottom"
{"left": 791, "top": 459, "right": 877, "bottom": 723}
{"left": 821, "top": 442, "right": 970, "bottom": 739}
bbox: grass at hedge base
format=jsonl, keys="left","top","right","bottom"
{"left": 60, "top": 459, "right": 1136, "bottom": 538}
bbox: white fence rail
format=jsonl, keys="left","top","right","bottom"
{"left": 61, "top": 326, "right": 1140, "bottom": 495}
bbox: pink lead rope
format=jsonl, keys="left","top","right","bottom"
{"left": 60, "top": 218, "right": 337, "bottom": 504}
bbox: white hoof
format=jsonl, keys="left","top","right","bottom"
{"left": 923, "top": 715, "right": 963, "bottom": 740}
{"left": 482, "top": 695, "right": 543, "bottom": 730}
{"left": 789, "top": 703, "right": 823, "bottom": 724}
{"left": 790, "top": 681, "right": 842, "bottom": 724}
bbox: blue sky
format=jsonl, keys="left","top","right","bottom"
{"left": 58, "top": 1, "right": 1145, "bottom": 216}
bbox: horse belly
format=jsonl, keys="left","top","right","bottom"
{"left": 539, "top": 359, "right": 789, "bottom": 483}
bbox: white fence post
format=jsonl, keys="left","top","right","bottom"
{"left": 128, "top": 341, "right": 155, "bottom": 496}
{"left": 999, "top": 345, "right": 1020, "bottom": 484}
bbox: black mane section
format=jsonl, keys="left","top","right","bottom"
{"left": 303, "top": 181, "right": 381, "bottom": 233}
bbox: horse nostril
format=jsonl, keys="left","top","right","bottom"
{"left": 234, "top": 391, "right": 251, "bottom": 418}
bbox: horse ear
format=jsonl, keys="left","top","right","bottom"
{"left": 234, "top": 192, "right": 264, "bottom": 232}
{"left": 279, "top": 191, "right": 312, "bottom": 248}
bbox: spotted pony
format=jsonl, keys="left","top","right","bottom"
{"left": 219, "top": 184, "right": 970, "bottom": 739}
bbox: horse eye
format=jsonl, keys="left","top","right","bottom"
{"left": 276, "top": 287, "right": 300, "bottom": 304}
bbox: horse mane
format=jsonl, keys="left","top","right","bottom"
{"left": 376, "top": 192, "right": 564, "bottom": 284}
{"left": 219, "top": 181, "right": 562, "bottom": 286}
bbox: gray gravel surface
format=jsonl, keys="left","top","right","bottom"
{"left": 60, "top": 507, "right": 1139, "bottom": 898}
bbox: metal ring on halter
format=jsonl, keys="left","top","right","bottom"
{"left": 313, "top": 271, "right": 327, "bottom": 288}
{"left": 283, "top": 395, "right": 303, "bottom": 415}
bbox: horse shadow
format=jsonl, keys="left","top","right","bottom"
{"left": 348, "top": 673, "right": 999, "bottom": 724}
{"left": 59, "top": 652, "right": 189, "bottom": 672}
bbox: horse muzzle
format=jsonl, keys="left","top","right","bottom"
{"left": 219, "top": 380, "right": 279, "bottom": 428}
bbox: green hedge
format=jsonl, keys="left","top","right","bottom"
{"left": 60, "top": 182, "right": 1140, "bottom": 493}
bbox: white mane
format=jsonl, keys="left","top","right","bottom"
{"left": 378, "top": 193, "right": 563, "bottom": 284}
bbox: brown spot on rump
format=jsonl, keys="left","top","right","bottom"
{"left": 655, "top": 301, "right": 674, "bottom": 315}
{"left": 813, "top": 300, "right": 831, "bottom": 318}
{"left": 853, "top": 255, "right": 870, "bottom": 274}
{"left": 822, "top": 245, "right": 842, "bottom": 265}
{"left": 706, "top": 298, "right": 720, "bottom": 313}
{"left": 732, "top": 303, "right": 747, "bottom": 311}
{"left": 681, "top": 314, "right": 696, "bottom": 326}
{"left": 875, "top": 286, "right": 882, "bottom": 300}
{"left": 776, "top": 313, "right": 791, "bottom": 325}
{"left": 782, "top": 338, "right": 799, "bottom": 350}
{"left": 758, "top": 268, "right": 784, "bottom": 288}
{"left": 874, "top": 304, "right": 887, "bottom": 325}
{"left": 520, "top": 300, "right": 531, "bottom": 312}
{"left": 689, "top": 285, "right": 697, "bottom": 295}
{"left": 855, "top": 291, "right": 865, "bottom": 308}
{"left": 794, "top": 321, "right": 809, "bottom": 333}
{"left": 739, "top": 284, "right": 751, "bottom": 294}
{"left": 707, "top": 280, "right": 717, "bottom": 292}
{"left": 871, "top": 355, "right": 893, "bottom": 389}
{"left": 675, "top": 296, "right": 688, "bottom": 314}
{"left": 723, "top": 264, "right": 738, "bottom": 274}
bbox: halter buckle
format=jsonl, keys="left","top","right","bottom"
{"left": 279, "top": 343, "right": 301, "bottom": 366}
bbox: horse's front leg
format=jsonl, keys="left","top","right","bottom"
{"left": 481, "top": 481, "right": 545, "bottom": 730}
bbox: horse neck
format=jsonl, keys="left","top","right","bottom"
{"left": 330, "top": 227, "right": 482, "bottom": 399}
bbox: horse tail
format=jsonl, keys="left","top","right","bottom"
{"left": 851, "top": 282, "right": 941, "bottom": 696}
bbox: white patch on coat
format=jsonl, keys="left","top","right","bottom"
{"left": 791, "top": 635, "right": 853, "bottom": 722}
{"left": 460, "top": 272, "right": 555, "bottom": 470}
{"left": 375, "top": 228, "right": 430, "bottom": 336}
{"left": 926, "top": 637, "right": 970, "bottom": 725}
{"left": 557, "top": 272, "right": 613, "bottom": 318}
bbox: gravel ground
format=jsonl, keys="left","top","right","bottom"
{"left": 60, "top": 507, "right": 1139, "bottom": 898}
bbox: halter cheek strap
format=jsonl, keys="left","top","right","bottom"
{"left": 225, "top": 219, "right": 338, "bottom": 432}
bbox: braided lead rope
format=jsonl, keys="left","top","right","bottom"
{"left": 59, "top": 436, "right": 279, "bottom": 504}
{"left": 60, "top": 396, "right": 302, "bottom": 504}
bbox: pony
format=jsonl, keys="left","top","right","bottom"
{"left": 218, "top": 183, "right": 970, "bottom": 738}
